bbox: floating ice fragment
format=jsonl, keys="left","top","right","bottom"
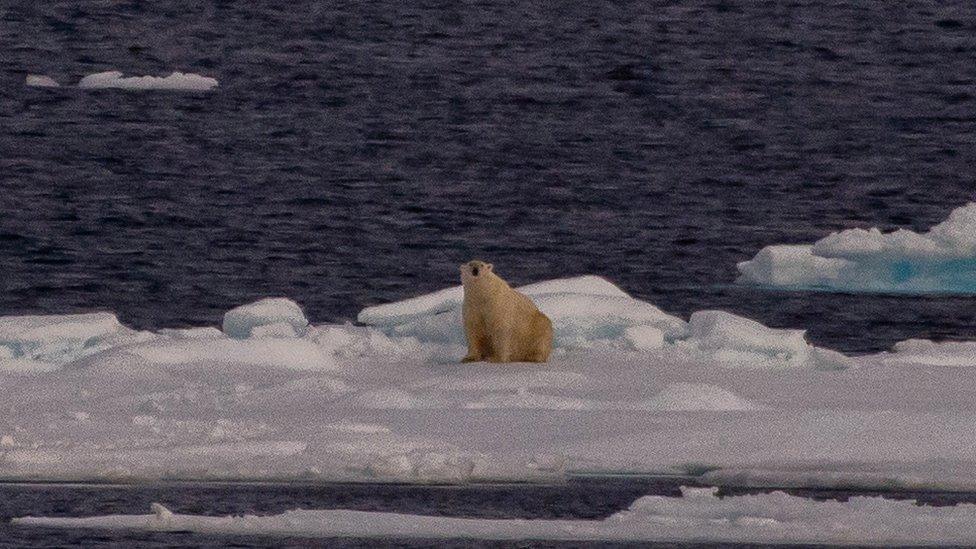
{"left": 25, "top": 74, "right": 60, "bottom": 88}
{"left": 77, "top": 71, "right": 218, "bottom": 91}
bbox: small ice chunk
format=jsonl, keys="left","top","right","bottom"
{"left": 25, "top": 74, "right": 60, "bottom": 88}
{"left": 0, "top": 435, "right": 14, "bottom": 447}
{"left": 150, "top": 503, "right": 173, "bottom": 522}
{"left": 77, "top": 71, "right": 218, "bottom": 91}
{"left": 222, "top": 298, "right": 308, "bottom": 339}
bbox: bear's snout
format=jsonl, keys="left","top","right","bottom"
{"left": 471, "top": 266, "right": 479, "bottom": 276}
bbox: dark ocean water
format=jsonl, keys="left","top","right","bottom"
{"left": 3, "top": 479, "right": 975, "bottom": 548}
{"left": 2, "top": 4, "right": 976, "bottom": 352}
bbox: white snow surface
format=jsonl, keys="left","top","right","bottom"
{"left": 0, "top": 279, "right": 975, "bottom": 492}
{"left": 76, "top": 71, "right": 218, "bottom": 91}
{"left": 15, "top": 487, "right": 976, "bottom": 546}
{"left": 737, "top": 202, "right": 976, "bottom": 293}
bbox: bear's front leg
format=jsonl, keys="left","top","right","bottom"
{"left": 462, "top": 334, "right": 489, "bottom": 363}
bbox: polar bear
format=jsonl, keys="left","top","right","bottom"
{"left": 460, "top": 260, "right": 553, "bottom": 363}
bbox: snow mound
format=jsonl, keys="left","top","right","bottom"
{"left": 358, "top": 275, "right": 628, "bottom": 327}
{"left": 25, "top": 74, "right": 60, "bottom": 88}
{"left": 737, "top": 202, "right": 976, "bottom": 293}
{"left": 0, "top": 313, "right": 144, "bottom": 371}
{"left": 16, "top": 487, "right": 976, "bottom": 545}
{"left": 77, "top": 71, "right": 218, "bottom": 91}
{"left": 360, "top": 276, "right": 688, "bottom": 349}
{"left": 88, "top": 337, "right": 338, "bottom": 373}
{"left": 683, "top": 310, "right": 851, "bottom": 370}
{"left": 222, "top": 298, "right": 308, "bottom": 339}
{"left": 359, "top": 276, "right": 846, "bottom": 369}
{"left": 887, "top": 339, "right": 976, "bottom": 367}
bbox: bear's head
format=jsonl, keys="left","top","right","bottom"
{"left": 460, "top": 260, "right": 494, "bottom": 287}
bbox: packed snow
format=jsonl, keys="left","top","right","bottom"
{"left": 76, "top": 71, "right": 218, "bottom": 91}
{"left": 15, "top": 487, "right": 976, "bottom": 545}
{"left": 737, "top": 202, "right": 976, "bottom": 293}
{"left": 0, "top": 275, "right": 974, "bottom": 494}
{"left": 24, "top": 74, "right": 60, "bottom": 88}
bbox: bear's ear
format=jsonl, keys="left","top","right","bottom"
{"left": 486, "top": 263, "right": 493, "bottom": 271}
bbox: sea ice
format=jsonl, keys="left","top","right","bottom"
{"left": 737, "top": 202, "right": 976, "bottom": 293}
{"left": 0, "top": 276, "right": 974, "bottom": 490}
{"left": 15, "top": 487, "right": 976, "bottom": 545}
{"left": 76, "top": 71, "right": 218, "bottom": 91}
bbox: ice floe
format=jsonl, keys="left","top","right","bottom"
{"left": 76, "top": 71, "right": 218, "bottom": 91}
{"left": 737, "top": 202, "right": 976, "bottom": 293}
{"left": 15, "top": 487, "right": 976, "bottom": 545}
{"left": 0, "top": 280, "right": 974, "bottom": 489}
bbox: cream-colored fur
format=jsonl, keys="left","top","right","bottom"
{"left": 460, "top": 260, "right": 553, "bottom": 363}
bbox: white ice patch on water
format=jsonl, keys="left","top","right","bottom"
{"left": 737, "top": 202, "right": 976, "bottom": 293}
{"left": 76, "top": 71, "right": 218, "bottom": 91}
{"left": 25, "top": 74, "right": 60, "bottom": 88}
{"left": 15, "top": 487, "right": 976, "bottom": 545}
{"left": 222, "top": 298, "right": 308, "bottom": 339}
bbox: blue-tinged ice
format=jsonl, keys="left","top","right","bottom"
{"left": 737, "top": 202, "right": 976, "bottom": 294}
